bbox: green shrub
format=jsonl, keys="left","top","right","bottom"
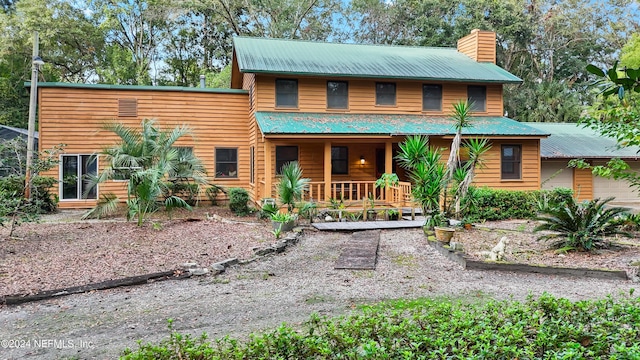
{"left": 257, "top": 202, "right": 279, "bottom": 220}
{"left": 205, "top": 185, "right": 224, "bottom": 206}
{"left": 462, "top": 187, "right": 574, "bottom": 221}
{"left": 122, "top": 293, "right": 640, "bottom": 359}
{"left": 228, "top": 187, "right": 250, "bottom": 216}
{"left": 535, "top": 196, "right": 631, "bottom": 251}
{"left": 0, "top": 175, "right": 58, "bottom": 214}
{"left": 166, "top": 182, "right": 199, "bottom": 206}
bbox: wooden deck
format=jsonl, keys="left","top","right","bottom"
{"left": 312, "top": 219, "right": 424, "bottom": 231}
{"left": 335, "top": 230, "right": 380, "bottom": 270}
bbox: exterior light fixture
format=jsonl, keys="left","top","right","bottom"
{"left": 360, "top": 155, "right": 365, "bottom": 165}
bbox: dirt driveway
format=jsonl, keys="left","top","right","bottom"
{"left": 1, "top": 228, "right": 637, "bottom": 359}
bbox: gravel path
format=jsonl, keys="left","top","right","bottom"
{"left": 1, "top": 228, "right": 637, "bottom": 359}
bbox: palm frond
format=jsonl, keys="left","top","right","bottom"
{"left": 82, "top": 193, "right": 120, "bottom": 219}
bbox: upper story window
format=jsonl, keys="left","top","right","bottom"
{"left": 375, "top": 82, "right": 396, "bottom": 106}
{"left": 422, "top": 84, "right": 442, "bottom": 111}
{"left": 501, "top": 144, "right": 521, "bottom": 180}
{"left": 327, "top": 81, "right": 348, "bottom": 109}
{"left": 275, "top": 145, "right": 298, "bottom": 174}
{"left": 468, "top": 85, "right": 487, "bottom": 112}
{"left": 275, "top": 79, "right": 298, "bottom": 108}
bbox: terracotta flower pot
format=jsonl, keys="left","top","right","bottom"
{"left": 434, "top": 226, "right": 455, "bottom": 244}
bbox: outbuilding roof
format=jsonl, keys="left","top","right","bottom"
{"left": 524, "top": 122, "right": 640, "bottom": 159}
{"left": 233, "top": 37, "right": 522, "bottom": 84}
{"left": 256, "top": 112, "right": 548, "bottom": 137}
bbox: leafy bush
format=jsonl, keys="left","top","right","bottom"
{"left": 228, "top": 187, "right": 250, "bottom": 216}
{"left": 122, "top": 294, "right": 640, "bottom": 359}
{"left": 534, "top": 196, "right": 631, "bottom": 251}
{"left": 166, "top": 182, "right": 199, "bottom": 206}
{"left": 205, "top": 185, "right": 224, "bottom": 206}
{"left": 270, "top": 212, "right": 296, "bottom": 223}
{"left": 461, "top": 187, "right": 574, "bottom": 221}
{"left": 257, "top": 202, "right": 279, "bottom": 220}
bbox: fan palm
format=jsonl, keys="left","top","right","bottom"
{"left": 534, "top": 197, "right": 631, "bottom": 251}
{"left": 277, "top": 161, "right": 310, "bottom": 213}
{"left": 84, "top": 119, "right": 207, "bottom": 225}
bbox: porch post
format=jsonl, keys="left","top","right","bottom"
{"left": 324, "top": 141, "right": 332, "bottom": 201}
{"left": 264, "top": 139, "right": 273, "bottom": 199}
{"left": 385, "top": 140, "right": 393, "bottom": 201}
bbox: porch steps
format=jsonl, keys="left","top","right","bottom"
{"left": 312, "top": 219, "right": 424, "bottom": 231}
{"left": 335, "top": 230, "right": 380, "bottom": 270}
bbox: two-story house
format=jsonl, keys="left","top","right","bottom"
{"left": 36, "top": 29, "right": 547, "bottom": 209}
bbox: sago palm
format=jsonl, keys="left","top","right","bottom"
{"left": 534, "top": 197, "right": 631, "bottom": 251}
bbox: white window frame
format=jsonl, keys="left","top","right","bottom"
{"left": 59, "top": 154, "right": 99, "bottom": 201}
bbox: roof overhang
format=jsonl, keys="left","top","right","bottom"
{"left": 255, "top": 112, "right": 549, "bottom": 138}
{"left": 242, "top": 70, "right": 522, "bottom": 84}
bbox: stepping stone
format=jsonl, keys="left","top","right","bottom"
{"left": 335, "top": 230, "right": 380, "bottom": 270}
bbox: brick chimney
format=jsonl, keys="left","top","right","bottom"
{"left": 457, "top": 29, "right": 496, "bottom": 63}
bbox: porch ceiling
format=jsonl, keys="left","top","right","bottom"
{"left": 255, "top": 112, "right": 550, "bottom": 137}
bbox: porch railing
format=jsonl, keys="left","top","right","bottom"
{"left": 303, "top": 180, "right": 413, "bottom": 208}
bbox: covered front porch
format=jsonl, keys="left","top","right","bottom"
{"left": 259, "top": 137, "right": 414, "bottom": 208}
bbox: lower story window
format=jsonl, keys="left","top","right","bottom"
{"left": 501, "top": 145, "right": 521, "bottom": 180}
{"left": 61, "top": 154, "right": 98, "bottom": 200}
{"left": 250, "top": 146, "right": 255, "bottom": 183}
{"left": 275, "top": 146, "right": 298, "bottom": 174}
{"left": 331, "top": 146, "right": 348, "bottom": 175}
{"left": 215, "top": 148, "right": 238, "bottom": 178}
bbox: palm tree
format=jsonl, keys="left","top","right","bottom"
{"left": 446, "top": 100, "right": 473, "bottom": 181}
{"left": 396, "top": 135, "right": 446, "bottom": 214}
{"left": 85, "top": 119, "right": 207, "bottom": 225}
{"left": 277, "top": 161, "right": 310, "bottom": 213}
{"left": 456, "top": 137, "right": 492, "bottom": 213}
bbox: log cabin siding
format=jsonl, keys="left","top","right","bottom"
{"left": 473, "top": 139, "right": 541, "bottom": 190}
{"left": 259, "top": 136, "right": 541, "bottom": 199}
{"left": 573, "top": 167, "right": 594, "bottom": 201}
{"left": 38, "top": 87, "right": 250, "bottom": 209}
{"left": 255, "top": 75, "right": 503, "bottom": 116}
{"left": 456, "top": 29, "right": 496, "bottom": 63}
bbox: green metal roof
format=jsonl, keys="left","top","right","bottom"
{"left": 524, "top": 122, "right": 640, "bottom": 159}
{"left": 29, "top": 82, "right": 248, "bottom": 94}
{"left": 233, "top": 37, "right": 522, "bottom": 84}
{"left": 256, "top": 112, "right": 548, "bottom": 137}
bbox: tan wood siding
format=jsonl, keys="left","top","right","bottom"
{"left": 38, "top": 87, "right": 250, "bottom": 209}
{"left": 255, "top": 75, "right": 503, "bottom": 116}
{"left": 573, "top": 167, "right": 593, "bottom": 201}
{"left": 457, "top": 29, "right": 496, "bottom": 63}
{"left": 259, "top": 137, "right": 541, "bottom": 198}
{"left": 472, "top": 139, "right": 540, "bottom": 190}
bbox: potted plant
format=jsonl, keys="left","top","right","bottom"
{"left": 366, "top": 194, "right": 377, "bottom": 221}
{"left": 386, "top": 209, "right": 399, "bottom": 221}
{"left": 434, "top": 224, "right": 456, "bottom": 244}
{"left": 270, "top": 212, "right": 297, "bottom": 232}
